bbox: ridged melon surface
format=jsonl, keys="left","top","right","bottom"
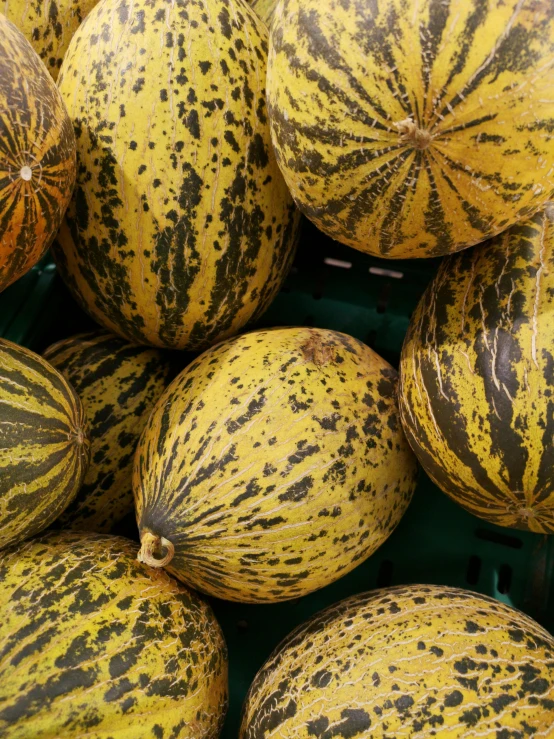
{"left": 0, "top": 15, "right": 76, "bottom": 292}
{"left": 0, "top": 532, "right": 228, "bottom": 738}
{"left": 133, "top": 327, "right": 417, "bottom": 603}
{"left": 0, "top": 338, "right": 89, "bottom": 549}
{"left": 2, "top": 0, "right": 99, "bottom": 80}
{"left": 44, "top": 331, "right": 173, "bottom": 532}
{"left": 267, "top": 0, "right": 554, "bottom": 258}
{"left": 53, "top": 0, "right": 299, "bottom": 350}
{"left": 240, "top": 585, "right": 554, "bottom": 738}
{"left": 399, "top": 207, "right": 554, "bottom": 532}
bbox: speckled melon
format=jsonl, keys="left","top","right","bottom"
{"left": 43, "top": 331, "right": 174, "bottom": 532}
{"left": 267, "top": 0, "right": 554, "bottom": 258}
{"left": 133, "top": 327, "right": 417, "bottom": 603}
{"left": 52, "top": 0, "right": 299, "bottom": 351}
{"left": 0, "top": 14, "right": 76, "bottom": 292}
{"left": 0, "top": 531, "right": 228, "bottom": 738}
{"left": 248, "top": 0, "right": 277, "bottom": 26}
{"left": 240, "top": 584, "right": 554, "bottom": 738}
{"left": 2, "top": 0, "right": 100, "bottom": 80}
{"left": 399, "top": 206, "right": 554, "bottom": 532}
{"left": 0, "top": 338, "right": 89, "bottom": 549}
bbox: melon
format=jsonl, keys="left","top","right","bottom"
{"left": 0, "top": 15, "right": 76, "bottom": 292}
{"left": 267, "top": 0, "right": 554, "bottom": 258}
{"left": 0, "top": 338, "right": 89, "bottom": 549}
{"left": 248, "top": 0, "right": 277, "bottom": 26}
{"left": 2, "top": 0, "right": 99, "bottom": 80}
{"left": 52, "top": 0, "right": 299, "bottom": 351}
{"left": 240, "top": 585, "right": 554, "bottom": 738}
{"left": 399, "top": 206, "right": 554, "bottom": 533}
{"left": 43, "top": 331, "right": 174, "bottom": 532}
{"left": 0, "top": 531, "right": 228, "bottom": 738}
{"left": 133, "top": 327, "right": 417, "bottom": 603}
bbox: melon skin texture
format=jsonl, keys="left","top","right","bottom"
{"left": 0, "top": 338, "right": 90, "bottom": 549}
{"left": 399, "top": 206, "right": 554, "bottom": 533}
{"left": 43, "top": 331, "right": 174, "bottom": 533}
{"left": 2, "top": 0, "right": 100, "bottom": 80}
{"left": 53, "top": 0, "right": 299, "bottom": 351}
{"left": 133, "top": 327, "right": 417, "bottom": 603}
{"left": 248, "top": 0, "right": 277, "bottom": 26}
{"left": 267, "top": 0, "right": 554, "bottom": 259}
{"left": 0, "top": 532, "right": 228, "bottom": 739}
{"left": 240, "top": 584, "right": 554, "bottom": 738}
{"left": 0, "top": 15, "right": 76, "bottom": 292}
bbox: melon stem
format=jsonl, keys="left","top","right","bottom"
{"left": 301, "top": 333, "right": 335, "bottom": 366}
{"left": 138, "top": 531, "right": 175, "bottom": 568}
{"left": 393, "top": 118, "right": 432, "bottom": 150}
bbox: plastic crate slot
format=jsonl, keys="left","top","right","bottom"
{"left": 324, "top": 257, "right": 352, "bottom": 269}
{"left": 376, "top": 283, "right": 392, "bottom": 314}
{"left": 312, "top": 270, "right": 326, "bottom": 301}
{"left": 465, "top": 555, "right": 482, "bottom": 585}
{"left": 365, "top": 330, "right": 377, "bottom": 348}
{"left": 376, "top": 559, "right": 394, "bottom": 588}
{"left": 475, "top": 528, "right": 523, "bottom": 549}
{"left": 497, "top": 564, "right": 513, "bottom": 595}
{"left": 369, "top": 266, "right": 404, "bottom": 279}
{"left": 237, "top": 619, "right": 249, "bottom": 633}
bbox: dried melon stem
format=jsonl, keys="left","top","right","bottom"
{"left": 74, "top": 428, "right": 85, "bottom": 445}
{"left": 394, "top": 118, "right": 432, "bottom": 150}
{"left": 138, "top": 531, "right": 175, "bottom": 568}
{"left": 301, "top": 334, "right": 335, "bottom": 366}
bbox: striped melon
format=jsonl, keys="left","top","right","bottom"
{"left": 133, "top": 327, "right": 417, "bottom": 603}
{"left": 0, "top": 15, "right": 76, "bottom": 292}
{"left": 248, "top": 0, "right": 276, "bottom": 26}
{"left": 0, "top": 338, "right": 89, "bottom": 549}
{"left": 267, "top": 0, "right": 554, "bottom": 259}
{"left": 240, "top": 585, "right": 554, "bottom": 738}
{"left": 0, "top": 531, "right": 228, "bottom": 738}
{"left": 2, "top": 0, "right": 99, "bottom": 80}
{"left": 52, "top": 0, "right": 299, "bottom": 351}
{"left": 399, "top": 207, "right": 554, "bottom": 533}
{"left": 43, "top": 331, "right": 173, "bottom": 533}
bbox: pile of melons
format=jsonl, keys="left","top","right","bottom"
{"left": 0, "top": 0, "right": 553, "bottom": 736}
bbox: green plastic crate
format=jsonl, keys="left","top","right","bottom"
{"left": 1, "top": 221, "right": 552, "bottom": 738}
